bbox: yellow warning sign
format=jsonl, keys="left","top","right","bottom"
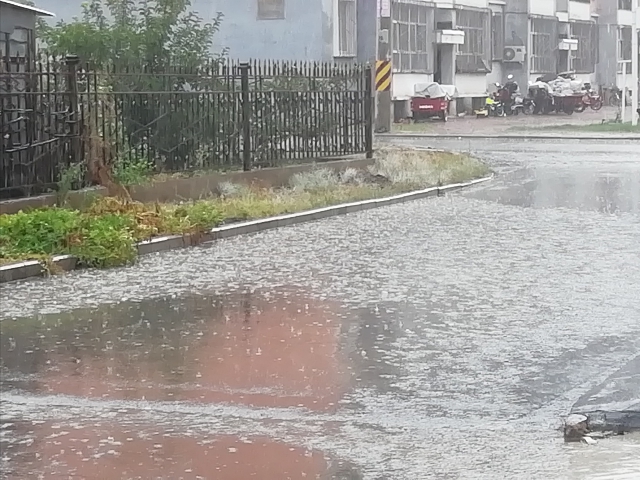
{"left": 375, "top": 60, "right": 391, "bottom": 92}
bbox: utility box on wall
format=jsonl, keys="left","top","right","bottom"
{"left": 436, "top": 29, "right": 465, "bottom": 45}
{"left": 559, "top": 38, "right": 578, "bottom": 51}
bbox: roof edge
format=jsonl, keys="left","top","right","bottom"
{"left": 0, "top": 0, "right": 55, "bottom": 16}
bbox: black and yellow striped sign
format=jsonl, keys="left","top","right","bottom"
{"left": 375, "top": 60, "right": 391, "bottom": 92}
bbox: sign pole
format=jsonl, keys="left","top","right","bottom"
{"left": 376, "top": 0, "right": 392, "bottom": 133}
{"left": 632, "top": 0, "right": 638, "bottom": 126}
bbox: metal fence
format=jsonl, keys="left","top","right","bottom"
{"left": 1, "top": 57, "right": 373, "bottom": 198}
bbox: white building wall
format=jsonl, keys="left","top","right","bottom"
{"left": 487, "top": 61, "right": 504, "bottom": 88}
{"left": 454, "top": 0, "right": 489, "bottom": 8}
{"left": 456, "top": 73, "right": 489, "bottom": 95}
{"left": 617, "top": 9, "right": 634, "bottom": 27}
{"left": 435, "top": 0, "right": 490, "bottom": 7}
{"left": 568, "top": 1, "right": 592, "bottom": 21}
{"left": 529, "top": 0, "right": 556, "bottom": 17}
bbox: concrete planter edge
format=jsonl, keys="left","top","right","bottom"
{"left": 0, "top": 175, "right": 493, "bottom": 284}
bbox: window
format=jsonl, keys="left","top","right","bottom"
{"left": 571, "top": 21, "right": 597, "bottom": 74}
{"left": 530, "top": 16, "right": 558, "bottom": 74}
{"left": 335, "top": 0, "right": 356, "bottom": 57}
{"left": 392, "top": 2, "right": 434, "bottom": 73}
{"left": 618, "top": 0, "right": 632, "bottom": 10}
{"left": 257, "top": 0, "right": 284, "bottom": 20}
{"left": 456, "top": 8, "right": 491, "bottom": 73}
{"left": 491, "top": 11, "right": 504, "bottom": 61}
{"left": 619, "top": 26, "right": 632, "bottom": 74}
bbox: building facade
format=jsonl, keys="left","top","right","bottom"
{"left": 594, "top": 0, "right": 640, "bottom": 91}
{"left": 390, "top": 0, "right": 601, "bottom": 114}
{"left": 28, "top": 0, "right": 637, "bottom": 112}
{"left": 1, "top": 0, "right": 54, "bottom": 61}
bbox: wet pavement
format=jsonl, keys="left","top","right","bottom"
{"left": 1, "top": 139, "right": 640, "bottom": 479}
{"left": 392, "top": 106, "right": 640, "bottom": 137}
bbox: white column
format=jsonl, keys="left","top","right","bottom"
{"left": 622, "top": 63, "right": 627, "bottom": 124}
{"left": 632, "top": 0, "right": 639, "bottom": 126}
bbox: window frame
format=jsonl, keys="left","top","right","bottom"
{"left": 391, "top": 1, "right": 434, "bottom": 74}
{"left": 257, "top": 0, "right": 285, "bottom": 20}
{"left": 529, "top": 16, "right": 558, "bottom": 75}
{"left": 456, "top": 7, "right": 491, "bottom": 74}
{"left": 334, "top": 0, "right": 357, "bottom": 57}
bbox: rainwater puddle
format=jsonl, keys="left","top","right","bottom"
{"left": 0, "top": 420, "right": 351, "bottom": 479}
{"left": 0, "top": 289, "right": 351, "bottom": 411}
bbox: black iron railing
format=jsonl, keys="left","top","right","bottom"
{"left": 0, "top": 57, "right": 373, "bottom": 198}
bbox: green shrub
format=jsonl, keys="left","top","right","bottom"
{"left": 0, "top": 209, "right": 80, "bottom": 257}
{"left": 176, "top": 201, "right": 225, "bottom": 230}
{"left": 70, "top": 214, "right": 137, "bottom": 268}
{"left": 113, "top": 155, "right": 154, "bottom": 186}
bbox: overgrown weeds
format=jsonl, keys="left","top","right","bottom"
{"left": 113, "top": 154, "right": 155, "bottom": 186}
{"left": 0, "top": 199, "right": 225, "bottom": 268}
{"left": 1, "top": 149, "right": 490, "bottom": 270}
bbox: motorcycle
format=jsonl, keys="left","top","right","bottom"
{"left": 578, "top": 83, "right": 603, "bottom": 112}
{"left": 476, "top": 94, "right": 505, "bottom": 118}
{"left": 510, "top": 94, "right": 535, "bottom": 116}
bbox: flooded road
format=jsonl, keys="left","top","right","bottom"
{"left": 2, "top": 140, "right": 640, "bottom": 479}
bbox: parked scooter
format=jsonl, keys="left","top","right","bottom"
{"left": 578, "top": 83, "right": 603, "bottom": 112}
{"left": 486, "top": 94, "right": 505, "bottom": 117}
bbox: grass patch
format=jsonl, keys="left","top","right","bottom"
{"left": 0, "top": 150, "right": 489, "bottom": 270}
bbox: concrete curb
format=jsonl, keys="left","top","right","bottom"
{"left": 378, "top": 133, "right": 640, "bottom": 141}
{"left": 0, "top": 175, "right": 492, "bottom": 284}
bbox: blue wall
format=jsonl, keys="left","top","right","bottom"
{"left": 35, "top": 0, "right": 334, "bottom": 62}
{"left": 202, "top": 0, "right": 330, "bottom": 61}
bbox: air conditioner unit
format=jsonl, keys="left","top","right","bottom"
{"left": 503, "top": 46, "right": 526, "bottom": 63}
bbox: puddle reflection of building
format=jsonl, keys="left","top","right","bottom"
{"left": 3, "top": 421, "right": 329, "bottom": 479}
{"left": 1, "top": 289, "right": 352, "bottom": 411}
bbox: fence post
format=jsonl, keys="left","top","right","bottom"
{"left": 65, "top": 55, "right": 81, "bottom": 165}
{"left": 364, "top": 65, "right": 374, "bottom": 159}
{"left": 239, "top": 62, "right": 252, "bottom": 171}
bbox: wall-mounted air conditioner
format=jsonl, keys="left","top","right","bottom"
{"left": 503, "top": 46, "right": 526, "bottom": 63}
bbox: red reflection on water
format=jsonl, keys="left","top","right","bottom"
{"left": 7, "top": 421, "right": 327, "bottom": 479}
{"left": 35, "top": 292, "right": 350, "bottom": 410}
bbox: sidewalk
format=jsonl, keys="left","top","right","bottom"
{"left": 390, "top": 107, "right": 640, "bottom": 138}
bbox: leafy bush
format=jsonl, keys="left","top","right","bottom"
{"left": 70, "top": 214, "right": 137, "bottom": 268}
{"left": 113, "top": 156, "right": 154, "bottom": 186}
{"left": 0, "top": 209, "right": 80, "bottom": 257}
{"left": 174, "top": 201, "right": 225, "bottom": 231}
{"left": 0, "top": 197, "right": 225, "bottom": 267}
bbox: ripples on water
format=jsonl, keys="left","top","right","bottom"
{"left": 1, "top": 144, "right": 639, "bottom": 478}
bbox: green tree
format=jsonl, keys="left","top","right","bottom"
{"left": 39, "top": 0, "right": 228, "bottom": 173}
{"left": 40, "top": 0, "right": 224, "bottom": 69}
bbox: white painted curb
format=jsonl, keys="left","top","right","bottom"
{"left": 0, "top": 175, "right": 493, "bottom": 284}
{"left": 378, "top": 133, "right": 640, "bottom": 141}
